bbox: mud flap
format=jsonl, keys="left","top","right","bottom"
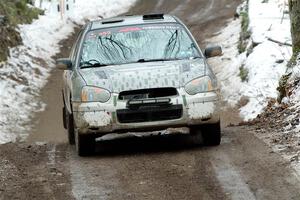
{"left": 75, "top": 130, "right": 96, "bottom": 156}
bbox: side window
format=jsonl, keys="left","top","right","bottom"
{"left": 70, "top": 29, "right": 84, "bottom": 66}
{"left": 69, "top": 44, "right": 76, "bottom": 61}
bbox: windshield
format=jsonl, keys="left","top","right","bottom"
{"left": 80, "top": 23, "right": 201, "bottom": 67}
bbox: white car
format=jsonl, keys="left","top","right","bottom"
{"left": 57, "top": 14, "right": 222, "bottom": 156}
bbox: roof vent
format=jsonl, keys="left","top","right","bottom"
{"left": 102, "top": 18, "right": 124, "bottom": 24}
{"left": 143, "top": 14, "right": 164, "bottom": 20}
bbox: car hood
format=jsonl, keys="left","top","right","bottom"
{"left": 79, "top": 58, "right": 207, "bottom": 93}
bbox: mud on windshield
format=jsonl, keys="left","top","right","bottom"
{"left": 80, "top": 23, "right": 201, "bottom": 67}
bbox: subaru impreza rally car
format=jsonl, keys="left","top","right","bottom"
{"left": 57, "top": 14, "right": 222, "bottom": 156}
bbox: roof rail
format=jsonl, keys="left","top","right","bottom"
{"left": 143, "top": 13, "right": 164, "bottom": 20}
{"left": 101, "top": 18, "right": 124, "bottom": 24}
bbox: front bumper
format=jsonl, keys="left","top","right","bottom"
{"left": 72, "top": 90, "right": 220, "bottom": 135}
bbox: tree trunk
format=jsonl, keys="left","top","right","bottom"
{"left": 289, "top": 0, "right": 300, "bottom": 55}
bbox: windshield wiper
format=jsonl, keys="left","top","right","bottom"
{"left": 137, "top": 58, "right": 181, "bottom": 63}
{"left": 80, "top": 63, "right": 108, "bottom": 69}
{"left": 80, "top": 60, "right": 108, "bottom": 69}
{"left": 190, "top": 56, "right": 203, "bottom": 59}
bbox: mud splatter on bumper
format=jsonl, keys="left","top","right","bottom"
{"left": 72, "top": 91, "right": 220, "bottom": 135}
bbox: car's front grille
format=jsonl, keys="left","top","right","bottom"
{"left": 118, "top": 88, "right": 178, "bottom": 100}
{"left": 117, "top": 105, "right": 183, "bottom": 123}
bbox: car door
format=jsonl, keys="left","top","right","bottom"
{"left": 63, "top": 29, "right": 84, "bottom": 113}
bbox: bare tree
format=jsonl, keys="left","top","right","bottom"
{"left": 289, "top": 0, "right": 300, "bottom": 56}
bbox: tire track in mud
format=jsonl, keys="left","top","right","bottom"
{"left": 154, "top": 0, "right": 165, "bottom": 11}
{"left": 188, "top": 0, "right": 215, "bottom": 23}
{"left": 0, "top": 143, "right": 74, "bottom": 199}
{"left": 211, "top": 153, "right": 256, "bottom": 200}
{"left": 214, "top": 127, "right": 300, "bottom": 200}
{"left": 169, "top": 0, "right": 191, "bottom": 16}
{"left": 109, "top": 148, "right": 227, "bottom": 200}
{"left": 69, "top": 151, "right": 116, "bottom": 199}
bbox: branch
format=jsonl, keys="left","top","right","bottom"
{"left": 267, "top": 37, "right": 292, "bottom": 47}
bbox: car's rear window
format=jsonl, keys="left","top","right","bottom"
{"left": 80, "top": 23, "right": 200, "bottom": 67}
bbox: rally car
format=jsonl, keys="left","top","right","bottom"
{"left": 57, "top": 14, "right": 222, "bottom": 156}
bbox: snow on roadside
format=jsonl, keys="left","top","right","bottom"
{"left": 0, "top": 0, "right": 136, "bottom": 144}
{"left": 275, "top": 53, "right": 300, "bottom": 175}
{"left": 208, "top": 0, "right": 292, "bottom": 121}
{"left": 206, "top": 19, "right": 243, "bottom": 105}
{"left": 207, "top": 0, "right": 300, "bottom": 177}
{"left": 286, "top": 54, "right": 300, "bottom": 176}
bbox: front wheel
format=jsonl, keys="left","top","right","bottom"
{"left": 202, "top": 122, "right": 221, "bottom": 146}
{"left": 190, "top": 121, "right": 221, "bottom": 146}
{"left": 64, "top": 106, "right": 75, "bottom": 145}
{"left": 75, "top": 131, "right": 96, "bottom": 156}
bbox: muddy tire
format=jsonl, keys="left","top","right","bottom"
{"left": 64, "top": 107, "right": 75, "bottom": 145}
{"left": 189, "top": 127, "right": 203, "bottom": 145}
{"left": 75, "top": 131, "right": 96, "bottom": 156}
{"left": 63, "top": 107, "right": 67, "bottom": 129}
{"left": 202, "top": 121, "right": 221, "bottom": 146}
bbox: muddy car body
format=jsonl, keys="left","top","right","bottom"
{"left": 57, "top": 14, "right": 222, "bottom": 156}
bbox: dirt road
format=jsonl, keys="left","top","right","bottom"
{"left": 1, "top": 0, "right": 300, "bottom": 199}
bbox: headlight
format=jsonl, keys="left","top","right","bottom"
{"left": 81, "top": 86, "right": 111, "bottom": 103}
{"left": 185, "top": 76, "right": 214, "bottom": 95}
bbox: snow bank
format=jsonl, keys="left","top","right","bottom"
{"left": 0, "top": 0, "right": 136, "bottom": 144}
{"left": 241, "top": 0, "right": 292, "bottom": 120}
{"left": 283, "top": 54, "right": 300, "bottom": 130}
{"left": 208, "top": 0, "right": 300, "bottom": 179}
{"left": 209, "top": 0, "right": 292, "bottom": 121}
{"left": 253, "top": 52, "right": 300, "bottom": 177}
{"left": 208, "top": 0, "right": 300, "bottom": 175}
{"left": 207, "top": 19, "right": 243, "bottom": 105}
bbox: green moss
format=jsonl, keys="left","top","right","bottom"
{"left": 286, "top": 48, "right": 300, "bottom": 68}
{"left": 240, "top": 12, "right": 249, "bottom": 34}
{"left": 277, "top": 73, "right": 292, "bottom": 102}
{"left": 0, "top": 0, "right": 43, "bottom": 62}
{"left": 0, "top": 0, "right": 43, "bottom": 26}
{"left": 287, "top": 53, "right": 298, "bottom": 68}
{"left": 238, "top": 39, "right": 247, "bottom": 53}
{"left": 239, "top": 65, "right": 249, "bottom": 82}
{"left": 238, "top": 1, "right": 251, "bottom": 53}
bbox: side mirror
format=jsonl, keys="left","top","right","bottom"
{"left": 56, "top": 58, "right": 72, "bottom": 70}
{"left": 204, "top": 45, "right": 222, "bottom": 58}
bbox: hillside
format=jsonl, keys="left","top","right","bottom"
{"left": 0, "top": 0, "right": 42, "bottom": 62}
